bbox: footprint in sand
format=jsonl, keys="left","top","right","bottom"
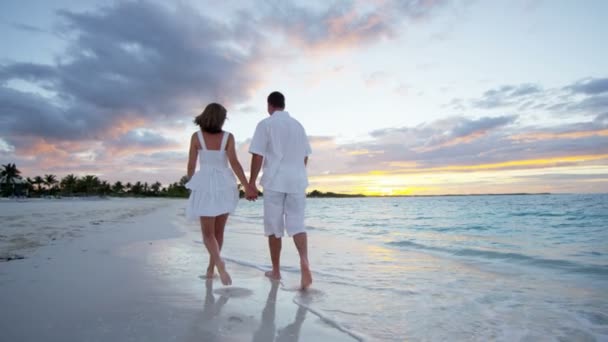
{"left": 282, "top": 285, "right": 325, "bottom": 297}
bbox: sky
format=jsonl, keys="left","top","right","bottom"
{"left": 1, "top": 0, "right": 607, "bottom": 195}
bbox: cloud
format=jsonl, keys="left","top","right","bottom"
{"left": 0, "top": 62, "right": 57, "bottom": 81}
{"left": 567, "top": 77, "right": 608, "bottom": 95}
{"left": 452, "top": 78, "right": 608, "bottom": 120}
{"left": 0, "top": 1, "right": 262, "bottom": 147}
{"left": 0, "top": 0, "right": 452, "bottom": 166}
{"left": 569, "top": 94, "right": 608, "bottom": 113}
{"left": 0, "top": 86, "right": 91, "bottom": 139}
{"left": 10, "top": 22, "right": 49, "bottom": 34}
{"left": 364, "top": 71, "right": 389, "bottom": 87}
{"left": 367, "top": 115, "right": 516, "bottom": 155}
{"left": 414, "top": 115, "right": 517, "bottom": 152}
{"left": 472, "top": 83, "right": 542, "bottom": 109}
{"left": 303, "top": 112, "right": 608, "bottom": 180}
{"left": 451, "top": 115, "right": 516, "bottom": 137}
{"left": 103, "top": 129, "right": 180, "bottom": 157}
{"left": 595, "top": 112, "right": 608, "bottom": 124}
{"left": 262, "top": 0, "right": 449, "bottom": 52}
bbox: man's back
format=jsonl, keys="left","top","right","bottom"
{"left": 249, "top": 110, "right": 311, "bottom": 193}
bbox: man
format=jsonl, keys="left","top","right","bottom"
{"left": 248, "top": 91, "right": 313, "bottom": 290}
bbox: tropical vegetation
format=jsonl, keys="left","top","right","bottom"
{"left": 1, "top": 163, "right": 361, "bottom": 198}
{"left": 1, "top": 163, "right": 190, "bottom": 198}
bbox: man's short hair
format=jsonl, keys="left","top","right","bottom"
{"left": 267, "top": 91, "right": 285, "bottom": 108}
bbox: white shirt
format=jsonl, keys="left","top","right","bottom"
{"left": 249, "top": 111, "right": 312, "bottom": 193}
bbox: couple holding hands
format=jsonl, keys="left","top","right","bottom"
{"left": 185, "top": 91, "right": 313, "bottom": 290}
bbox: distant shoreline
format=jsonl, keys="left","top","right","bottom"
{"left": 307, "top": 192, "right": 557, "bottom": 198}
{"left": 306, "top": 192, "right": 557, "bottom": 198}
{"left": 378, "top": 192, "right": 553, "bottom": 197}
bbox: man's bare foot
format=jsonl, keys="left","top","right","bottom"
{"left": 265, "top": 270, "right": 281, "bottom": 280}
{"left": 300, "top": 263, "right": 312, "bottom": 290}
{"left": 217, "top": 261, "right": 232, "bottom": 286}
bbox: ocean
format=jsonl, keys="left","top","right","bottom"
{"left": 216, "top": 194, "right": 608, "bottom": 341}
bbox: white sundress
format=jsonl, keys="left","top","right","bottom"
{"left": 185, "top": 131, "right": 239, "bottom": 219}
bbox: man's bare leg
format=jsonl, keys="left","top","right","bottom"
{"left": 206, "top": 214, "right": 228, "bottom": 277}
{"left": 293, "top": 232, "right": 312, "bottom": 289}
{"left": 265, "top": 235, "right": 282, "bottom": 280}
{"left": 201, "top": 217, "right": 232, "bottom": 285}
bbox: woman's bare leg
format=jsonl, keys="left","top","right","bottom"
{"left": 206, "top": 213, "right": 229, "bottom": 277}
{"left": 200, "top": 216, "right": 231, "bottom": 285}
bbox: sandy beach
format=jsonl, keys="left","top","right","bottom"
{"left": 0, "top": 198, "right": 357, "bottom": 342}
{"left": 2, "top": 196, "right": 607, "bottom": 341}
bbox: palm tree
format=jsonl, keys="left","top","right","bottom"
{"left": 1, "top": 163, "right": 22, "bottom": 196}
{"left": 131, "top": 181, "right": 143, "bottom": 195}
{"left": 1, "top": 163, "right": 21, "bottom": 179}
{"left": 26, "top": 177, "right": 35, "bottom": 194}
{"left": 60, "top": 174, "right": 78, "bottom": 196}
{"left": 33, "top": 176, "right": 45, "bottom": 194}
{"left": 179, "top": 175, "right": 189, "bottom": 187}
{"left": 81, "top": 175, "right": 100, "bottom": 195}
{"left": 125, "top": 182, "right": 132, "bottom": 194}
{"left": 44, "top": 174, "right": 58, "bottom": 196}
{"left": 112, "top": 181, "right": 125, "bottom": 194}
{"left": 150, "top": 181, "right": 162, "bottom": 195}
{"left": 98, "top": 181, "right": 111, "bottom": 196}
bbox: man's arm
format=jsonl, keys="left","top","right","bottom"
{"left": 304, "top": 156, "right": 308, "bottom": 166}
{"left": 249, "top": 153, "right": 264, "bottom": 186}
{"left": 248, "top": 121, "right": 266, "bottom": 190}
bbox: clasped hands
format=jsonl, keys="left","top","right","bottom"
{"left": 244, "top": 183, "right": 258, "bottom": 201}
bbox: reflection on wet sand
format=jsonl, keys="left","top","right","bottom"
{"left": 203, "top": 278, "right": 229, "bottom": 320}
{"left": 198, "top": 278, "right": 230, "bottom": 341}
{"left": 253, "top": 281, "right": 308, "bottom": 342}
{"left": 276, "top": 305, "right": 307, "bottom": 342}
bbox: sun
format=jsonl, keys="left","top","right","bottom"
{"left": 357, "top": 186, "right": 428, "bottom": 197}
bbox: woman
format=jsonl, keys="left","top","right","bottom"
{"left": 186, "top": 103, "right": 256, "bottom": 286}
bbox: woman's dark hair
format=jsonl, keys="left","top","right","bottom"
{"left": 267, "top": 91, "right": 285, "bottom": 108}
{"left": 194, "top": 103, "right": 227, "bottom": 133}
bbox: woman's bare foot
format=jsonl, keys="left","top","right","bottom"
{"left": 265, "top": 270, "right": 281, "bottom": 280}
{"left": 300, "top": 262, "right": 312, "bottom": 290}
{"left": 217, "top": 261, "right": 232, "bottom": 286}
{"left": 205, "top": 264, "right": 215, "bottom": 278}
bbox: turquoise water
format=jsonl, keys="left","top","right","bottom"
{"left": 220, "top": 194, "right": 608, "bottom": 341}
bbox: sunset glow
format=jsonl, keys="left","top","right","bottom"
{"left": 1, "top": 1, "right": 606, "bottom": 193}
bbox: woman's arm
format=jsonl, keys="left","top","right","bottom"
{"left": 187, "top": 133, "right": 198, "bottom": 180}
{"left": 226, "top": 134, "right": 249, "bottom": 187}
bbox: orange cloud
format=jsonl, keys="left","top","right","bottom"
{"left": 413, "top": 131, "right": 487, "bottom": 152}
{"left": 308, "top": 154, "right": 608, "bottom": 195}
{"left": 106, "top": 117, "right": 147, "bottom": 138}
{"left": 509, "top": 129, "right": 608, "bottom": 142}
{"left": 418, "top": 154, "right": 608, "bottom": 172}
{"left": 347, "top": 149, "right": 385, "bottom": 156}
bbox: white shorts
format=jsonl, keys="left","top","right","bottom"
{"left": 263, "top": 190, "right": 306, "bottom": 237}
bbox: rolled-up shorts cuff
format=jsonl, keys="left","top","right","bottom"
{"left": 263, "top": 190, "right": 306, "bottom": 237}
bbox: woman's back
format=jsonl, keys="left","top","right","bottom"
{"left": 197, "top": 131, "right": 229, "bottom": 169}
